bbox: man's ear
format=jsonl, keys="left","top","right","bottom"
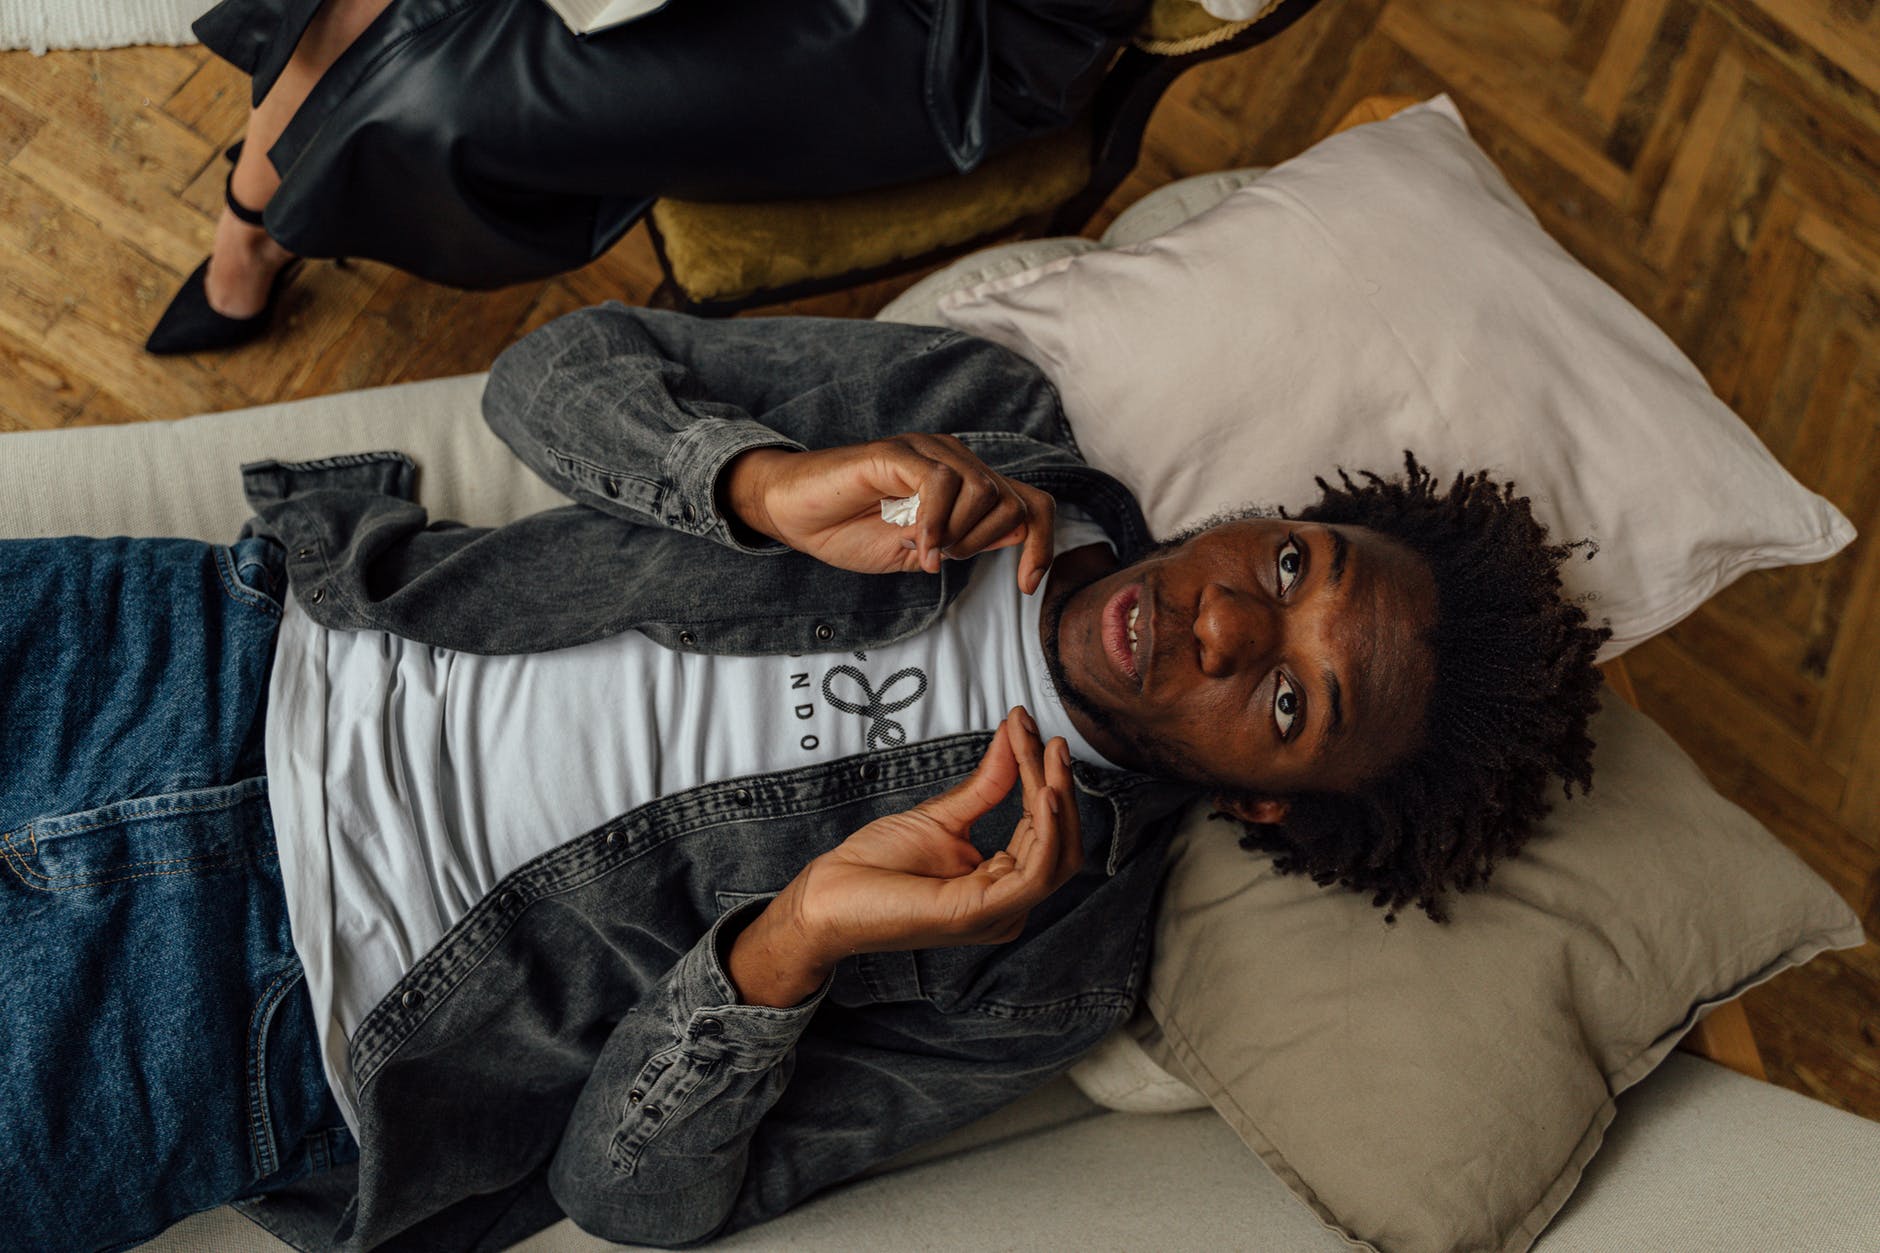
{"left": 1213, "top": 794, "right": 1289, "bottom": 826}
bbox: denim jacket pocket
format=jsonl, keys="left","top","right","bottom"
{"left": 711, "top": 889, "right": 773, "bottom": 915}
{"left": 830, "top": 951, "right": 920, "bottom": 1008}
{"left": 912, "top": 923, "right": 1142, "bottom": 1021}
{"left": 2, "top": 778, "right": 270, "bottom": 893}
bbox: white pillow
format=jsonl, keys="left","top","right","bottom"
{"left": 940, "top": 96, "right": 1854, "bottom": 658}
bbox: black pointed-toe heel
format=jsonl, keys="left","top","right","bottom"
{"left": 145, "top": 143, "right": 301, "bottom": 356}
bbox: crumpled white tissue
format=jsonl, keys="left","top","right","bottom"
{"left": 880, "top": 494, "right": 920, "bottom": 526}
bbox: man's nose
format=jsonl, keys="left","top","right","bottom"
{"left": 1194, "top": 582, "right": 1276, "bottom": 678}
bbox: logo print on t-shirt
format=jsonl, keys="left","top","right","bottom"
{"left": 822, "top": 665, "right": 929, "bottom": 750}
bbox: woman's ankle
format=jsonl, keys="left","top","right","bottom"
{"left": 228, "top": 157, "right": 281, "bottom": 219}
{"left": 203, "top": 210, "right": 296, "bottom": 319}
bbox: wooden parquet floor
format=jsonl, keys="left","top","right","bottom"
{"left": 1, "top": 0, "right": 1876, "bottom": 1120}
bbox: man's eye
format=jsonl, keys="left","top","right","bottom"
{"left": 1276, "top": 535, "right": 1304, "bottom": 596}
{"left": 1274, "top": 672, "right": 1299, "bottom": 739}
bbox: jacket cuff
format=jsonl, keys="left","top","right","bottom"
{"left": 673, "top": 897, "right": 830, "bottom": 1063}
{"left": 662, "top": 419, "right": 803, "bottom": 557}
{"left": 241, "top": 452, "right": 417, "bottom": 509}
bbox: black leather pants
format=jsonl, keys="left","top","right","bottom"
{"left": 195, "top": 0, "right": 1144, "bottom": 288}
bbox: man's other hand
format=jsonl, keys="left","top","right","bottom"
{"left": 726, "top": 707, "right": 1081, "bottom": 1007}
{"left": 722, "top": 437, "right": 1057, "bottom": 594}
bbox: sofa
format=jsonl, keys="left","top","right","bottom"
{"left": 4, "top": 172, "right": 1876, "bottom": 1253}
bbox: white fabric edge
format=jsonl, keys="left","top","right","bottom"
{"left": 1065, "top": 1023, "right": 1209, "bottom": 1113}
{"left": 1, "top": 0, "right": 209, "bottom": 54}
{"left": 1594, "top": 517, "right": 1859, "bottom": 657}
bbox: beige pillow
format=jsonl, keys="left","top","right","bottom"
{"left": 940, "top": 96, "right": 1854, "bottom": 659}
{"left": 1141, "top": 695, "right": 1863, "bottom": 1253}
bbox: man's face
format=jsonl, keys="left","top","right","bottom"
{"left": 1043, "top": 519, "right": 1438, "bottom": 800}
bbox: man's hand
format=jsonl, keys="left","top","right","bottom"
{"left": 721, "top": 437, "right": 1057, "bottom": 593}
{"left": 726, "top": 707, "right": 1081, "bottom": 1007}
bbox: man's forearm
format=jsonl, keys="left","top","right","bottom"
{"left": 481, "top": 305, "right": 805, "bottom": 554}
{"left": 724, "top": 887, "right": 834, "bottom": 1009}
{"left": 716, "top": 447, "right": 795, "bottom": 550}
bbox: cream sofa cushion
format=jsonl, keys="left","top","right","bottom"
{"left": 0, "top": 375, "right": 551, "bottom": 541}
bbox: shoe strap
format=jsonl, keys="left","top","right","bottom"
{"left": 225, "top": 146, "right": 267, "bottom": 229}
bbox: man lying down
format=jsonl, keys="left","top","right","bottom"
{"left": 0, "top": 305, "right": 1609, "bottom": 1252}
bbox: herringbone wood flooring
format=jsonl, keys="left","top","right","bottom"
{"left": 1, "top": 0, "right": 1876, "bottom": 1119}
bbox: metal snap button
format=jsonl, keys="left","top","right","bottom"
{"left": 678, "top": 629, "right": 697, "bottom": 647}
{"left": 813, "top": 623, "right": 834, "bottom": 642}
{"left": 681, "top": 502, "right": 697, "bottom": 524}
{"left": 499, "top": 891, "right": 517, "bottom": 909}
{"left": 697, "top": 1016, "right": 724, "bottom": 1036}
{"left": 734, "top": 788, "right": 753, "bottom": 806}
{"left": 605, "top": 830, "right": 619, "bottom": 846}
{"left": 309, "top": 587, "right": 325, "bottom": 604}
{"left": 859, "top": 762, "right": 879, "bottom": 781}
{"left": 402, "top": 989, "right": 421, "bottom": 1009}
{"left": 606, "top": 478, "right": 622, "bottom": 497}
{"left": 627, "top": 1088, "right": 644, "bottom": 1105}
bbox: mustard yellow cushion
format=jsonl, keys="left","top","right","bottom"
{"left": 647, "top": 0, "right": 1292, "bottom": 305}
{"left": 1137, "top": 0, "right": 1284, "bottom": 52}
{"left": 651, "top": 126, "right": 1090, "bottom": 305}
{"left": 1140, "top": 0, "right": 1233, "bottom": 46}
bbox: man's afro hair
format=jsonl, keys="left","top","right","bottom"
{"left": 1229, "top": 452, "right": 1611, "bottom": 922}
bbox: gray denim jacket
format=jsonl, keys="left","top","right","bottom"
{"left": 235, "top": 307, "right": 1193, "bottom": 1251}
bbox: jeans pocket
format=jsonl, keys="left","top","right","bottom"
{"left": 218, "top": 537, "right": 286, "bottom": 618}
{"left": 2, "top": 777, "right": 270, "bottom": 893}
{"left": 0, "top": 773, "right": 303, "bottom": 1251}
{"left": 246, "top": 963, "right": 325, "bottom": 1180}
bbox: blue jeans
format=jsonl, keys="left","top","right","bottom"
{"left": 0, "top": 537, "right": 352, "bottom": 1253}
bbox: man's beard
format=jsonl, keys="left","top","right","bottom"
{"left": 1039, "top": 551, "right": 1195, "bottom": 782}
{"left": 1039, "top": 568, "right": 1124, "bottom": 741}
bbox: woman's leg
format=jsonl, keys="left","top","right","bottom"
{"left": 195, "top": 0, "right": 1144, "bottom": 291}
{"left": 238, "top": 0, "right": 978, "bottom": 288}
{"left": 204, "top": 0, "right": 391, "bottom": 317}
{"left": 0, "top": 538, "right": 347, "bottom": 1251}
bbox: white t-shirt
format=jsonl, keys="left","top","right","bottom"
{"left": 264, "top": 513, "right": 1115, "bottom": 1126}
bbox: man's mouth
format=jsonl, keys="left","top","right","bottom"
{"left": 1102, "top": 583, "right": 1148, "bottom": 690}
